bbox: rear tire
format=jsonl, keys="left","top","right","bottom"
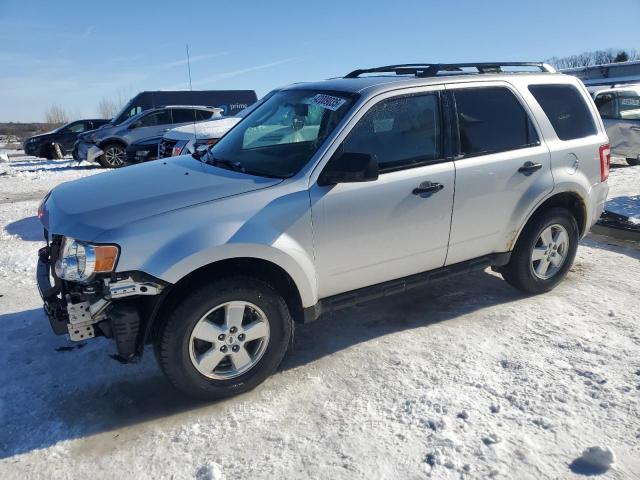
{"left": 501, "top": 207, "right": 578, "bottom": 294}
{"left": 626, "top": 157, "right": 639, "bottom": 166}
{"left": 98, "top": 143, "right": 126, "bottom": 168}
{"left": 155, "top": 276, "right": 293, "bottom": 400}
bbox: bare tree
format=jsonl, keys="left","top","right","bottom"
{"left": 98, "top": 97, "right": 121, "bottom": 119}
{"left": 44, "top": 104, "right": 69, "bottom": 125}
{"left": 97, "top": 87, "right": 132, "bottom": 119}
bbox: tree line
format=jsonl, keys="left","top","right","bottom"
{"left": 43, "top": 87, "right": 131, "bottom": 126}
{"left": 547, "top": 48, "right": 640, "bottom": 69}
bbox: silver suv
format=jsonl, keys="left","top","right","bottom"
{"left": 37, "top": 62, "right": 610, "bottom": 399}
{"left": 76, "top": 106, "right": 222, "bottom": 168}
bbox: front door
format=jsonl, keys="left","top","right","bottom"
{"left": 127, "top": 109, "right": 173, "bottom": 144}
{"left": 59, "top": 121, "right": 89, "bottom": 151}
{"left": 310, "top": 90, "right": 455, "bottom": 299}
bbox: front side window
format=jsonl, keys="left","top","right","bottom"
{"left": 137, "top": 110, "right": 171, "bottom": 127}
{"left": 209, "top": 90, "right": 356, "bottom": 178}
{"left": 529, "top": 84, "right": 597, "bottom": 140}
{"left": 67, "top": 122, "right": 86, "bottom": 133}
{"left": 454, "top": 87, "right": 539, "bottom": 156}
{"left": 342, "top": 93, "right": 442, "bottom": 172}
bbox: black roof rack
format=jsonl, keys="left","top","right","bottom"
{"left": 344, "top": 62, "right": 556, "bottom": 79}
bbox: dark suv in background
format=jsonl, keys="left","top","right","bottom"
{"left": 23, "top": 119, "right": 110, "bottom": 159}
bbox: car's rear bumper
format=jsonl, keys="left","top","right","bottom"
{"left": 586, "top": 181, "right": 610, "bottom": 234}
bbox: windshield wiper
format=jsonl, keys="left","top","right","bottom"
{"left": 200, "top": 150, "right": 286, "bottom": 179}
{"left": 206, "top": 155, "right": 246, "bottom": 173}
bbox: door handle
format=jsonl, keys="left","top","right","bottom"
{"left": 412, "top": 181, "right": 444, "bottom": 196}
{"left": 630, "top": 126, "right": 640, "bottom": 131}
{"left": 518, "top": 161, "right": 543, "bottom": 176}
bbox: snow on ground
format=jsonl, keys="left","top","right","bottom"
{"left": 0, "top": 154, "right": 639, "bottom": 479}
{"left": 606, "top": 157, "right": 640, "bottom": 222}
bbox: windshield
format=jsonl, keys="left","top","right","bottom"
{"left": 111, "top": 98, "right": 142, "bottom": 125}
{"left": 207, "top": 90, "right": 356, "bottom": 178}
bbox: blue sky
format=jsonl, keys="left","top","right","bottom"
{"left": 1, "top": 0, "right": 639, "bottom": 122}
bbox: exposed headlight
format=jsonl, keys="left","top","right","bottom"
{"left": 54, "top": 237, "right": 119, "bottom": 283}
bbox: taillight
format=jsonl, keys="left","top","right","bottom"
{"left": 599, "top": 144, "right": 610, "bottom": 182}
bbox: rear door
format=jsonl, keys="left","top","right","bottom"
{"left": 310, "top": 88, "right": 456, "bottom": 298}
{"left": 595, "top": 89, "right": 640, "bottom": 159}
{"left": 445, "top": 82, "right": 552, "bottom": 264}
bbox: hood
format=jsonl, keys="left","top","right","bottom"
{"left": 27, "top": 129, "right": 58, "bottom": 141}
{"left": 164, "top": 117, "right": 240, "bottom": 141}
{"left": 41, "top": 155, "right": 282, "bottom": 241}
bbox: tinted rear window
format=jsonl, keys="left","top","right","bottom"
{"left": 528, "top": 84, "right": 597, "bottom": 140}
{"left": 454, "top": 87, "right": 539, "bottom": 156}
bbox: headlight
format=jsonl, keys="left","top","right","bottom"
{"left": 38, "top": 190, "right": 51, "bottom": 220}
{"left": 54, "top": 237, "right": 119, "bottom": 283}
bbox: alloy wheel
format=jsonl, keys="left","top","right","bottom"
{"left": 189, "top": 301, "right": 270, "bottom": 380}
{"left": 103, "top": 146, "right": 125, "bottom": 167}
{"left": 530, "top": 223, "right": 570, "bottom": 280}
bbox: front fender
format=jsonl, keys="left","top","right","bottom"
{"left": 162, "top": 242, "right": 318, "bottom": 308}
{"left": 97, "top": 184, "right": 319, "bottom": 307}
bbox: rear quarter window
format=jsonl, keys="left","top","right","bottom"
{"left": 528, "top": 84, "right": 597, "bottom": 140}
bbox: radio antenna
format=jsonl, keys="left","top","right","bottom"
{"left": 186, "top": 44, "right": 198, "bottom": 151}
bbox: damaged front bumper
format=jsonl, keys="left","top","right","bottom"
{"left": 74, "top": 140, "right": 103, "bottom": 163}
{"left": 37, "top": 244, "right": 167, "bottom": 361}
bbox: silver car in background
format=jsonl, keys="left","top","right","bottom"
{"left": 76, "top": 106, "right": 222, "bottom": 168}
{"left": 158, "top": 90, "right": 279, "bottom": 158}
{"left": 593, "top": 85, "right": 640, "bottom": 166}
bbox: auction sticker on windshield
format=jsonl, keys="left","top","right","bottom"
{"left": 311, "top": 94, "right": 347, "bottom": 111}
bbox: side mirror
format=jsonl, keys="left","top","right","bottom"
{"left": 318, "top": 151, "right": 379, "bottom": 187}
{"left": 128, "top": 121, "right": 141, "bottom": 130}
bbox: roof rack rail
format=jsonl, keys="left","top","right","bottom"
{"left": 344, "top": 62, "right": 556, "bottom": 78}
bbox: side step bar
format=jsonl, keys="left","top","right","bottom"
{"left": 302, "top": 253, "right": 510, "bottom": 323}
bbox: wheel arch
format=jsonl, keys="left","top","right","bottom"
{"left": 512, "top": 190, "right": 587, "bottom": 250}
{"left": 98, "top": 138, "right": 128, "bottom": 149}
{"left": 143, "top": 256, "right": 307, "bottom": 346}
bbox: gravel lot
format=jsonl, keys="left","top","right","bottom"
{"left": 1, "top": 154, "right": 639, "bottom": 479}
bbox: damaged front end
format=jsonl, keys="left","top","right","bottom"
{"left": 37, "top": 235, "right": 167, "bottom": 361}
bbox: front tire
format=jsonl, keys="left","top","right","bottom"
{"left": 98, "top": 143, "right": 126, "bottom": 168}
{"left": 501, "top": 208, "right": 578, "bottom": 294}
{"left": 626, "top": 157, "right": 639, "bottom": 166}
{"left": 155, "top": 277, "right": 292, "bottom": 400}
